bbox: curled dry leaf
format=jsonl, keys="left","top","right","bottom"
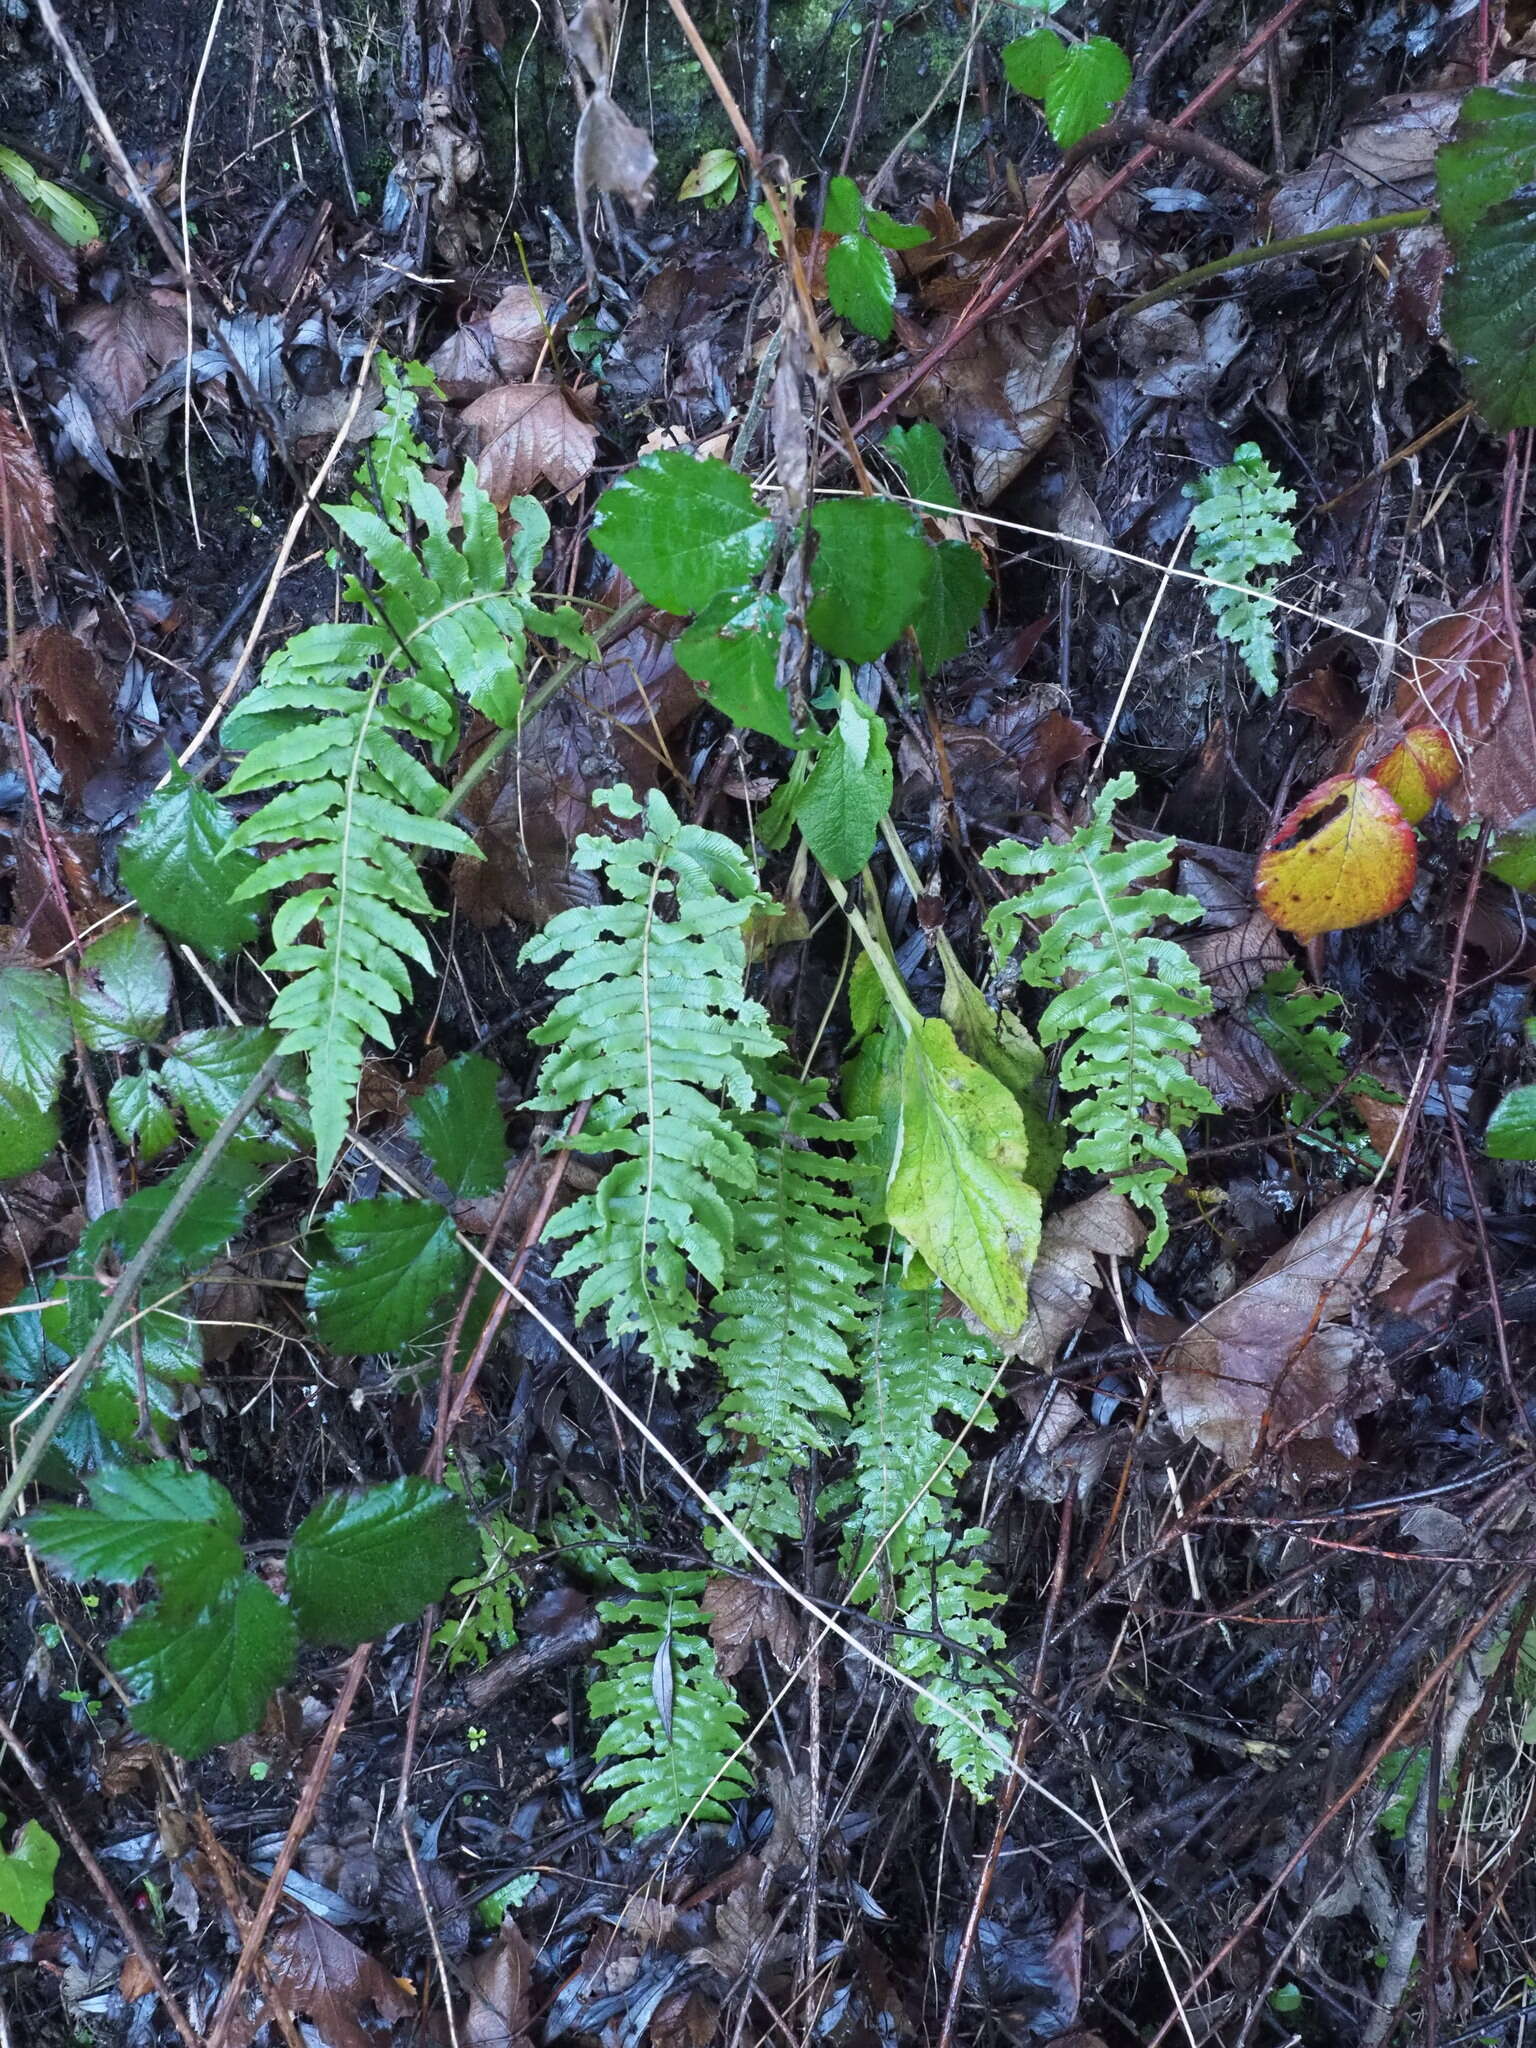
{"left": 1254, "top": 774, "right": 1417, "bottom": 940}
{"left": 1020, "top": 1189, "right": 1145, "bottom": 1370}
{"left": 221, "top": 1905, "right": 414, "bottom": 2048}
{"left": 1393, "top": 588, "right": 1536, "bottom": 827}
{"left": 459, "top": 380, "right": 597, "bottom": 502}
{"left": 702, "top": 1572, "right": 799, "bottom": 1677}
{"left": 1161, "top": 1188, "right": 1404, "bottom": 1469}
{"left": 0, "top": 407, "right": 55, "bottom": 585}
{"left": 23, "top": 625, "right": 115, "bottom": 804}
{"left": 67, "top": 288, "right": 187, "bottom": 450}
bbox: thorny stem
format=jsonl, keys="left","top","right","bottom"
{"left": 0, "top": 1050, "right": 284, "bottom": 1531}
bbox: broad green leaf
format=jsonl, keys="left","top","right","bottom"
{"left": 306, "top": 1194, "right": 469, "bottom": 1353}
{"left": 593, "top": 453, "right": 776, "bottom": 616}
{"left": 25, "top": 1463, "right": 242, "bottom": 1587}
{"left": 911, "top": 539, "right": 991, "bottom": 667}
{"left": 113, "top": 1574, "right": 297, "bottom": 1757}
{"left": 108, "top": 1068, "right": 177, "bottom": 1161}
{"left": 883, "top": 422, "right": 959, "bottom": 511}
{"left": 0, "top": 1818, "right": 59, "bottom": 1932}
{"left": 823, "top": 174, "right": 865, "bottom": 236}
{"left": 408, "top": 1053, "right": 509, "bottom": 1199}
{"left": 1435, "top": 81, "right": 1536, "bottom": 244}
{"left": 161, "top": 1026, "right": 305, "bottom": 1159}
{"left": 1443, "top": 194, "right": 1536, "bottom": 431}
{"left": 1043, "top": 37, "right": 1131, "bottom": 149}
{"left": 795, "top": 683, "right": 893, "bottom": 880}
{"left": 80, "top": 1157, "right": 253, "bottom": 1272}
{"left": 939, "top": 954, "right": 1062, "bottom": 1198}
{"left": 826, "top": 234, "right": 896, "bottom": 341}
{"left": 677, "top": 147, "right": 740, "bottom": 204}
{"left": 0, "top": 966, "right": 69, "bottom": 1178}
{"left": 0, "top": 144, "right": 98, "bottom": 245}
{"left": 1490, "top": 820, "right": 1536, "bottom": 893}
{"left": 1486, "top": 1083, "right": 1536, "bottom": 1160}
{"left": 807, "top": 498, "right": 932, "bottom": 662}
{"left": 1003, "top": 28, "right": 1065, "bottom": 97}
{"left": 677, "top": 589, "right": 798, "bottom": 746}
{"left": 73, "top": 920, "right": 171, "bottom": 1051}
{"left": 287, "top": 1476, "right": 478, "bottom": 1647}
{"left": 886, "top": 1017, "right": 1042, "bottom": 1345}
{"left": 865, "top": 207, "right": 932, "bottom": 252}
{"left": 118, "top": 767, "right": 265, "bottom": 962}
{"left": 0, "top": 1285, "right": 101, "bottom": 1484}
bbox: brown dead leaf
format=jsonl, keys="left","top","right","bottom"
{"left": 1394, "top": 588, "right": 1536, "bottom": 827}
{"left": 702, "top": 1574, "right": 799, "bottom": 1678}
{"left": 1269, "top": 92, "right": 1460, "bottom": 238}
{"left": 699, "top": 1882, "right": 791, "bottom": 1978}
{"left": 24, "top": 626, "right": 115, "bottom": 804}
{"left": 11, "top": 821, "right": 114, "bottom": 959}
{"left": 454, "top": 1921, "right": 535, "bottom": 2048}
{"left": 1020, "top": 1190, "right": 1145, "bottom": 1371}
{"left": 428, "top": 322, "right": 502, "bottom": 401}
{"left": 222, "top": 1906, "right": 414, "bottom": 2048}
{"left": 1187, "top": 914, "right": 1289, "bottom": 1011}
{"left": 68, "top": 289, "right": 187, "bottom": 451}
{"left": 1161, "top": 1190, "right": 1403, "bottom": 1469}
{"left": 911, "top": 316, "right": 1075, "bottom": 504}
{"left": 1378, "top": 1210, "right": 1470, "bottom": 1328}
{"left": 460, "top": 380, "right": 597, "bottom": 501}
{"left": 487, "top": 286, "right": 551, "bottom": 378}
{"left": 649, "top": 1987, "right": 719, "bottom": 2048}
{"left": 1057, "top": 475, "right": 1122, "bottom": 585}
{"left": 118, "top": 1953, "right": 157, "bottom": 2002}
{"left": 1190, "top": 1012, "right": 1287, "bottom": 1111}
{"left": 0, "top": 407, "right": 56, "bottom": 586}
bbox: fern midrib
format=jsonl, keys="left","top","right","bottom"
{"left": 1081, "top": 861, "right": 1145, "bottom": 1140}
{"left": 324, "top": 674, "right": 388, "bottom": 1074}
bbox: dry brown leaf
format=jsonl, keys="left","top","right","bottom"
{"left": 68, "top": 289, "right": 187, "bottom": 450}
{"left": 454, "top": 1921, "right": 535, "bottom": 2048}
{"left": 1269, "top": 92, "right": 1460, "bottom": 238}
{"left": 702, "top": 1573, "right": 799, "bottom": 1677}
{"left": 1190, "top": 1013, "right": 1287, "bottom": 1111}
{"left": 24, "top": 625, "right": 114, "bottom": 804}
{"left": 649, "top": 1987, "right": 720, "bottom": 2048}
{"left": 428, "top": 322, "right": 502, "bottom": 401}
{"left": 1160, "top": 1189, "right": 1403, "bottom": 1470}
{"left": 1019, "top": 1190, "right": 1145, "bottom": 1371}
{"left": 460, "top": 380, "right": 597, "bottom": 502}
{"left": 1186, "top": 914, "right": 1289, "bottom": 1011}
{"left": 1377, "top": 1210, "right": 1469, "bottom": 1328}
{"left": 487, "top": 286, "right": 551, "bottom": 378}
{"left": 913, "top": 316, "right": 1075, "bottom": 504}
{"left": 1393, "top": 588, "right": 1536, "bottom": 827}
{"left": 0, "top": 407, "right": 56, "bottom": 585}
{"left": 221, "top": 1906, "right": 414, "bottom": 2048}
{"left": 1057, "top": 475, "right": 1122, "bottom": 584}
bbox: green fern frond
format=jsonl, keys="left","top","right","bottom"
{"left": 588, "top": 1569, "right": 753, "bottom": 1833}
{"left": 1187, "top": 441, "right": 1298, "bottom": 696}
{"left": 521, "top": 787, "right": 783, "bottom": 1381}
{"left": 838, "top": 1283, "right": 1010, "bottom": 1797}
{"left": 705, "top": 1078, "right": 871, "bottom": 1556}
{"left": 983, "top": 773, "right": 1216, "bottom": 1257}
{"left": 222, "top": 404, "right": 556, "bottom": 1175}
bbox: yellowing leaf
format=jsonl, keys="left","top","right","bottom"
{"left": 678, "top": 148, "right": 740, "bottom": 205}
{"left": 1254, "top": 774, "right": 1417, "bottom": 940}
{"left": 886, "top": 1017, "right": 1041, "bottom": 1346}
{"left": 1363, "top": 725, "right": 1461, "bottom": 824}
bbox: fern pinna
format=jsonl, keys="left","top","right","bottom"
{"left": 520, "top": 787, "right": 783, "bottom": 1383}
{"left": 1187, "top": 441, "right": 1298, "bottom": 696}
{"left": 706, "top": 1078, "right": 871, "bottom": 1555}
{"left": 220, "top": 369, "right": 579, "bottom": 1173}
{"left": 838, "top": 1283, "right": 1009, "bottom": 1797}
{"left": 983, "top": 773, "right": 1215, "bottom": 1258}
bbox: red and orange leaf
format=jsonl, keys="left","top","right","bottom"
{"left": 1365, "top": 724, "right": 1461, "bottom": 824}
{"left": 1255, "top": 774, "right": 1417, "bottom": 940}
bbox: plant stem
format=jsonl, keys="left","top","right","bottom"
{"left": 436, "top": 590, "right": 649, "bottom": 819}
{"left": 1113, "top": 207, "right": 1432, "bottom": 321}
{"left": 0, "top": 1051, "right": 283, "bottom": 1530}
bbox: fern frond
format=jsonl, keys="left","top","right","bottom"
{"left": 221, "top": 403, "right": 558, "bottom": 1174}
{"left": 705, "top": 1079, "right": 871, "bottom": 1556}
{"left": 521, "top": 787, "right": 783, "bottom": 1381}
{"left": 837, "top": 1283, "right": 1010, "bottom": 1797}
{"left": 587, "top": 1569, "right": 753, "bottom": 1833}
{"left": 982, "top": 773, "right": 1216, "bottom": 1257}
{"left": 1187, "top": 441, "right": 1298, "bottom": 695}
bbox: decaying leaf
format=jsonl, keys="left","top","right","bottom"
{"left": 1359, "top": 722, "right": 1461, "bottom": 824}
{"left": 0, "top": 407, "right": 56, "bottom": 586}
{"left": 1019, "top": 1189, "right": 1145, "bottom": 1370}
{"left": 912, "top": 316, "right": 1075, "bottom": 504}
{"left": 1269, "top": 92, "right": 1460, "bottom": 237}
{"left": 67, "top": 288, "right": 187, "bottom": 451}
{"left": 221, "top": 1905, "right": 415, "bottom": 2048}
{"left": 1393, "top": 588, "right": 1536, "bottom": 827}
{"left": 702, "top": 1573, "right": 798, "bottom": 1677}
{"left": 23, "top": 626, "right": 114, "bottom": 804}
{"left": 454, "top": 1920, "right": 535, "bottom": 2048}
{"left": 1254, "top": 774, "right": 1417, "bottom": 939}
{"left": 1161, "top": 1189, "right": 1403, "bottom": 1469}
{"left": 460, "top": 380, "right": 597, "bottom": 501}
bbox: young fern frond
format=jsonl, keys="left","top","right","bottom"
{"left": 222, "top": 379, "right": 562, "bottom": 1174}
{"left": 1187, "top": 441, "right": 1299, "bottom": 696}
{"left": 836, "top": 1282, "right": 1010, "bottom": 1798}
{"left": 521, "top": 787, "right": 782, "bottom": 1382}
{"left": 588, "top": 1569, "right": 753, "bottom": 1834}
{"left": 705, "top": 1078, "right": 871, "bottom": 1556}
{"left": 983, "top": 773, "right": 1216, "bottom": 1258}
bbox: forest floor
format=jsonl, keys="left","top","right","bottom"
{"left": 2, "top": 0, "right": 1536, "bottom": 2045}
